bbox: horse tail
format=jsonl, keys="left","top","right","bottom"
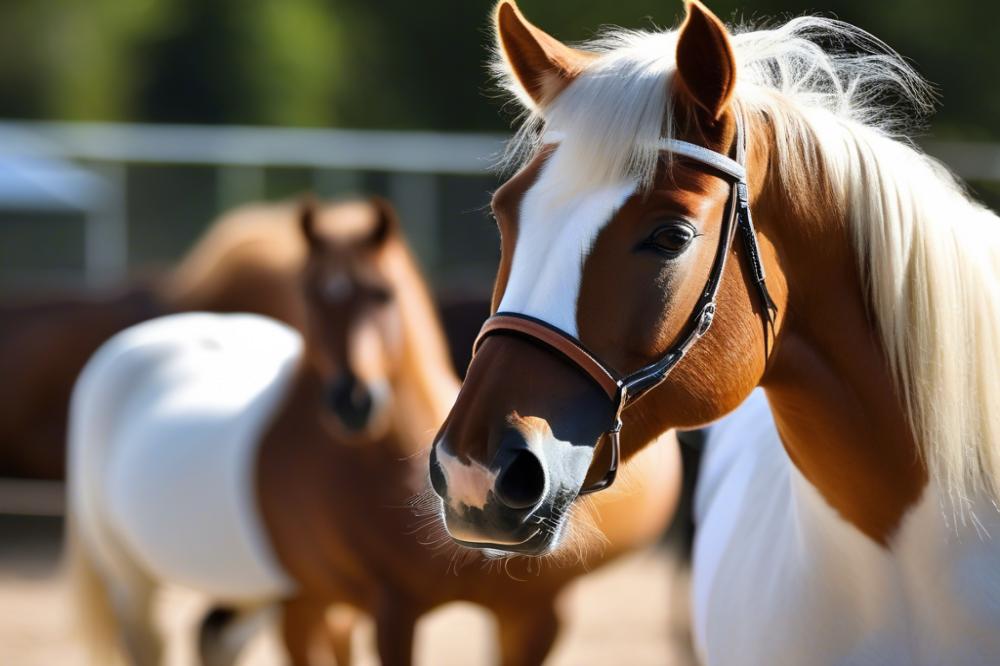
{"left": 64, "top": 518, "right": 120, "bottom": 664}
{"left": 66, "top": 332, "right": 162, "bottom": 665}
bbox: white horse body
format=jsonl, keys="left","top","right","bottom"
{"left": 693, "top": 389, "right": 1000, "bottom": 666}
{"left": 70, "top": 312, "right": 299, "bottom": 603}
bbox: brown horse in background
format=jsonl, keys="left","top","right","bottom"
{"left": 0, "top": 286, "right": 162, "bottom": 478}
{"left": 67, "top": 198, "right": 678, "bottom": 665}
{"left": 0, "top": 199, "right": 487, "bottom": 480}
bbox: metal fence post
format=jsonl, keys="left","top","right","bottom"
{"left": 85, "top": 162, "right": 128, "bottom": 286}
{"left": 388, "top": 172, "right": 440, "bottom": 279}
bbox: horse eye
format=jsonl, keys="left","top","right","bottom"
{"left": 644, "top": 222, "right": 697, "bottom": 256}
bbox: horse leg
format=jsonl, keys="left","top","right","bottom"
{"left": 280, "top": 597, "right": 335, "bottom": 666}
{"left": 374, "top": 597, "right": 418, "bottom": 666}
{"left": 496, "top": 603, "right": 560, "bottom": 666}
{"left": 324, "top": 604, "right": 357, "bottom": 665}
{"left": 197, "top": 604, "right": 272, "bottom": 666}
{"left": 109, "top": 574, "right": 162, "bottom": 666}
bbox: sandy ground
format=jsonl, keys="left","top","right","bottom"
{"left": 0, "top": 515, "right": 696, "bottom": 665}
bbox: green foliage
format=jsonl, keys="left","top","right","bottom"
{"left": 0, "top": 0, "right": 995, "bottom": 137}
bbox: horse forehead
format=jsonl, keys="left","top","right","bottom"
{"left": 497, "top": 151, "right": 637, "bottom": 336}
{"left": 314, "top": 201, "right": 378, "bottom": 242}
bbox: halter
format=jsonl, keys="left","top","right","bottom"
{"left": 472, "top": 116, "right": 778, "bottom": 495}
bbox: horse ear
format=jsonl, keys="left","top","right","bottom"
{"left": 494, "top": 0, "right": 593, "bottom": 108}
{"left": 674, "top": 0, "right": 737, "bottom": 122}
{"left": 299, "top": 195, "right": 322, "bottom": 251}
{"left": 367, "top": 196, "right": 398, "bottom": 247}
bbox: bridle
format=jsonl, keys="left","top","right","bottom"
{"left": 471, "top": 115, "right": 778, "bottom": 495}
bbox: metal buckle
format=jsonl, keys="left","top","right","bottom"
{"left": 578, "top": 416, "right": 621, "bottom": 495}
{"left": 697, "top": 302, "right": 716, "bottom": 336}
{"left": 578, "top": 384, "right": 626, "bottom": 495}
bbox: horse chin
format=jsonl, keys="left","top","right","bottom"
{"left": 441, "top": 482, "right": 581, "bottom": 558}
{"left": 473, "top": 500, "right": 591, "bottom": 561}
{"left": 480, "top": 533, "right": 557, "bottom": 559}
{"left": 458, "top": 525, "right": 561, "bottom": 559}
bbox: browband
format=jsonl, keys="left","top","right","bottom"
{"left": 475, "top": 117, "right": 777, "bottom": 495}
{"left": 660, "top": 139, "right": 746, "bottom": 181}
{"left": 541, "top": 131, "right": 746, "bottom": 181}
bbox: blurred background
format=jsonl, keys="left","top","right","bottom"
{"left": 0, "top": 0, "right": 998, "bottom": 295}
{"left": 0, "top": 1, "right": 997, "bottom": 664}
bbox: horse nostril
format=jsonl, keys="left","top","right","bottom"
{"left": 494, "top": 448, "right": 546, "bottom": 510}
{"left": 327, "top": 375, "right": 373, "bottom": 431}
{"left": 429, "top": 445, "right": 448, "bottom": 499}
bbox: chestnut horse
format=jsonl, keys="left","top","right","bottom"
{"left": 67, "top": 199, "right": 678, "bottom": 665}
{"left": 430, "top": 1, "right": 1000, "bottom": 663}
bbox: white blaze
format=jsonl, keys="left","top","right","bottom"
{"left": 498, "top": 146, "right": 637, "bottom": 335}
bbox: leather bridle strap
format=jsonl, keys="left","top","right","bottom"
{"left": 475, "top": 314, "right": 622, "bottom": 401}
{"left": 472, "top": 116, "right": 777, "bottom": 495}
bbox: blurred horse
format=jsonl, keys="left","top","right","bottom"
{"left": 66, "top": 199, "right": 678, "bottom": 665}
{"left": 430, "top": 2, "right": 1000, "bottom": 663}
{"left": 0, "top": 286, "right": 162, "bottom": 478}
{"left": 0, "top": 199, "right": 486, "bottom": 480}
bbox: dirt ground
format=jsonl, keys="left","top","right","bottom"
{"left": 0, "top": 515, "right": 696, "bottom": 665}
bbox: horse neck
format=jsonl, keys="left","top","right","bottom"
{"left": 754, "top": 161, "right": 927, "bottom": 546}
{"left": 378, "top": 241, "right": 460, "bottom": 455}
{"left": 155, "top": 203, "right": 307, "bottom": 328}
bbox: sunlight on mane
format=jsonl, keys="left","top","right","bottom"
{"left": 494, "top": 16, "right": 1000, "bottom": 514}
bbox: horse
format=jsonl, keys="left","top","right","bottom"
{"left": 427, "top": 1, "right": 1000, "bottom": 663}
{"left": 0, "top": 199, "right": 487, "bottom": 480}
{"left": 66, "top": 197, "right": 679, "bottom": 665}
{"left": 0, "top": 285, "right": 163, "bottom": 479}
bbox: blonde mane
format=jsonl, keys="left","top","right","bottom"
{"left": 494, "top": 16, "right": 1000, "bottom": 510}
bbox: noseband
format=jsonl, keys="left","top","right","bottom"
{"left": 472, "top": 117, "right": 778, "bottom": 495}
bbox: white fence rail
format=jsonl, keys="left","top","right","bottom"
{"left": 0, "top": 121, "right": 509, "bottom": 286}
{"left": 0, "top": 121, "right": 508, "bottom": 173}
{"left": 0, "top": 120, "right": 998, "bottom": 286}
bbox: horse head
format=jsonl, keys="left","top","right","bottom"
{"left": 299, "top": 197, "right": 406, "bottom": 441}
{"left": 429, "top": 0, "right": 786, "bottom": 555}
